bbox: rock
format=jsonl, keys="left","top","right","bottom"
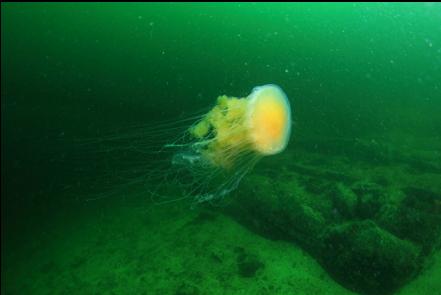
{"left": 329, "top": 183, "right": 358, "bottom": 219}
{"left": 175, "top": 282, "right": 200, "bottom": 295}
{"left": 226, "top": 175, "right": 326, "bottom": 253}
{"left": 320, "top": 220, "right": 421, "bottom": 295}
{"left": 328, "top": 181, "right": 390, "bottom": 221}
{"left": 225, "top": 174, "right": 435, "bottom": 295}
{"left": 351, "top": 181, "right": 386, "bottom": 219}
{"left": 376, "top": 188, "right": 441, "bottom": 255}
{"left": 235, "top": 247, "right": 264, "bottom": 278}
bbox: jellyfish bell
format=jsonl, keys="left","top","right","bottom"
{"left": 246, "top": 84, "right": 291, "bottom": 155}
{"left": 76, "top": 84, "right": 291, "bottom": 205}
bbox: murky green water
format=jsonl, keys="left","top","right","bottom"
{"left": 2, "top": 3, "right": 441, "bottom": 295}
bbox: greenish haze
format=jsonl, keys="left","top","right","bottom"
{"left": 2, "top": 3, "right": 441, "bottom": 295}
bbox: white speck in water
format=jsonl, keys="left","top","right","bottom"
{"left": 424, "top": 38, "right": 433, "bottom": 47}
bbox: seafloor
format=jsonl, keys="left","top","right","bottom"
{"left": 2, "top": 137, "right": 440, "bottom": 295}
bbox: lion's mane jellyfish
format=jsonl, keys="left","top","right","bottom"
{"left": 79, "top": 84, "right": 291, "bottom": 205}
{"left": 157, "top": 84, "right": 291, "bottom": 204}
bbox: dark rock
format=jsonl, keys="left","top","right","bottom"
{"left": 175, "top": 282, "right": 200, "bottom": 295}
{"left": 210, "top": 251, "right": 223, "bottom": 264}
{"left": 329, "top": 183, "right": 358, "bottom": 219}
{"left": 236, "top": 250, "right": 264, "bottom": 278}
{"left": 227, "top": 175, "right": 326, "bottom": 253}
{"left": 402, "top": 187, "right": 441, "bottom": 215}
{"left": 225, "top": 174, "right": 435, "bottom": 294}
{"left": 320, "top": 220, "right": 421, "bottom": 295}
{"left": 352, "top": 181, "right": 386, "bottom": 219}
{"left": 376, "top": 188, "right": 441, "bottom": 254}
{"left": 329, "top": 181, "right": 388, "bottom": 221}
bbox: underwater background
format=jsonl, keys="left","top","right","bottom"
{"left": 2, "top": 2, "right": 441, "bottom": 295}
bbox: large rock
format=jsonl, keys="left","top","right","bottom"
{"left": 224, "top": 174, "right": 432, "bottom": 295}
{"left": 226, "top": 175, "right": 327, "bottom": 253}
{"left": 320, "top": 220, "right": 421, "bottom": 295}
{"left": 376, "top": 187, "right": 441, "bottom": 255}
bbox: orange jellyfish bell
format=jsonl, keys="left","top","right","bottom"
{"left": 246, "top": 84, "right": 291, "bottom": 155}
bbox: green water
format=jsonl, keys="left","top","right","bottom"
{"left": 2, "top": 3, "right": 441, "bottom": 295}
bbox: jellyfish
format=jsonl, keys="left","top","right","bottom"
{"left": 77, "top": 84, "right": 291, "bottom": 205}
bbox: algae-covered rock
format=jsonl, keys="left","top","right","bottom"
{"left": 329, "top": 182, "right": 358, "bottom": 219}
{"left": 376, "top": 187, "right": 441, "bottom": 255}
{"left": 351, "top": 181, "right": 387, "bottom": 219}
{"left": 320, "top": 220, "right": 421, "bottom": 295}
{"left": 234, "top": 247, "right": 264, "bottom": 278}
{"left": 225, "top": 171, "right": 436, "bottom": 295}
{"left": 226, "top": 174, "right": 327, "bottom": 252}
{"left": 329, "top": 181, "right": 390, "bottom": 221}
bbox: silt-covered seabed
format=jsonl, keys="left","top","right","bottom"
{"left": 2, "top": 135, "right": 440, "bottom": 295}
